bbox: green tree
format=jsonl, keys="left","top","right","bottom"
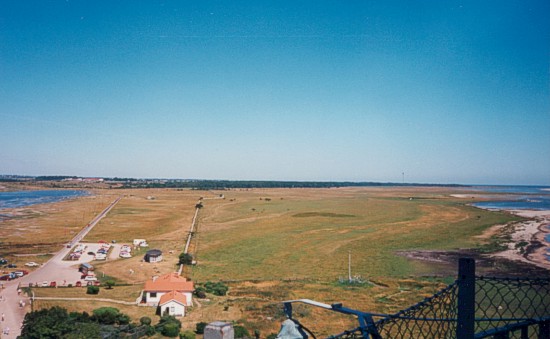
{"left": 20, "top": 307, "right": 75, "bottom": 338}
{"left": 179, "top": 252, "right": 193, "bottom": 265}
{"left": 92, "top": 307, "right": 120, "bottom": 325}
{"left": 63, "top": 322, "right": 101, "bottom": 339}
{"left": 104, "top": 280, "right": 116, "bottom": 289}
{"left": 116, "top": 313, "right": 131, "bottom": 325}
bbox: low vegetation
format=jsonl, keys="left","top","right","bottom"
{"left": 2, "top": 185, "right": 525, "bottom": 336}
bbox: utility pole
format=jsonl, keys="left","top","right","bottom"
{"left": 402, "top": 172, "right": 405, "bottom": 184}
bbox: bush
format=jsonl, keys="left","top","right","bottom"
{"left": 116, "top": 313, "right": 130, "bottom": 325}
{"left": 156, "top": 315, "right": 181, "bottom": 337}
{"left": 266, "top": 333, "right": 278, "bottom": 339}
{"left": 86, "top": 285, "right": 99, "bottom": 295}
{"left": 195, "top": 322, "right": 207, "bottom": 334}
{"left": 204, "top": 281, "right": 228, "bottom": 296}
{"left": 161, "top": 322, "right": 180, "bottom": 337}
{"left": 92, "top": 307, "right": 120, "bottom": 325}
{"left": 193, "top": 286, "right": 207, "bottom": 298}
{"left": 234, "top": 325, "right": 250, "bottom": 339}
{"left": 145, "top": 325, "right": 156, "bottom": 336}
{"left": 179, "top": 253, "right": 193, "bottom": 265}
{"left": 140, "top": 316, "right": 152, "bottom": 326}
{"left": 180, "top": 330, "right": 196, "bottom": 339}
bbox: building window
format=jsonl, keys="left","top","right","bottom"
{"left": 150, "top": 292, "right": 157, "bottom": 298}
{"left": 170, "top": 306, "right": 175, "bottom": 314}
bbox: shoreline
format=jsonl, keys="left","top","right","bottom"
{"left": 489, "top": 209, "right": 550, "bottom": 270}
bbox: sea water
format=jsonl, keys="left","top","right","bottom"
{"left": 0, "top": 190, "right": 88, "bottom": 210}
{"left": 471, "top": 186, "right": 550, "bottom": 211}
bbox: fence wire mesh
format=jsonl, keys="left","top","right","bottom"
{"left": 371, "top": 275, "right": 550, "bottom": 339}
{"left": 375, "top": 282, "right": 459, "bottom": 338}
{"left": 474, "top": 276, "right": 550, "bottom": 338}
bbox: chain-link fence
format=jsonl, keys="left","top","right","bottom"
{"left": 374, "top": 282, "right": 458, "bottom": 338}
{"left": 283, "top": 258, "right": 550, "bottom": 339}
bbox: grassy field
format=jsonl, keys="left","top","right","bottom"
{"left": 2, "top": 186, "right": 524, "bottom": 336}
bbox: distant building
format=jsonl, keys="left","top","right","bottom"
{"left": 144, "top": 249, "right": 163, "bottom": 263}
{"left": 141, "top": 272, "right": 194, "bottom": 317}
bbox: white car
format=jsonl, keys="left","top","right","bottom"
{"left": 83, "top": 275, "right": 97, "bottom": 281}
{"left": 25, "top": 262, "right": 40, "bottom": 267}
{"left": 94, "top": 254, "right": 106, "bottom": 260}
{"left": 41, "top": 281, "right": 50, "bottom": 287}
{"left": 119, "top": 251, "right": 132, "bottom": 258}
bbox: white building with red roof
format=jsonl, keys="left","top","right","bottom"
{"left": 141, "top": 272, "right": 194, "bottom": 316}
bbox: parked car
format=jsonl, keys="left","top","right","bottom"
{"left": 0, "top": 258, "right": 7, "bottom": 265}
{"left": 0, "top": 274, "right": 11, "bottom": 281}
{"left": 84, "top": 275, "right": 97, "bottom": 282}
{"left": 119, "top": 252, "right": 132, "bottom": 258}
{"left": 41, "top": 281, "right": 50, "bottom": 287}
{"left": 14, "top": 270, "right": 28, "bottom": 277}
{"left": 6, "top": 264, "right": 17, "bottom": 268}
{"left": 25, "top": 262, "right": 40, "bottom": 267}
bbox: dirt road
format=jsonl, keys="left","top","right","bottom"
{"left": 0, "top": 195, "right": 121, "bottom": 338}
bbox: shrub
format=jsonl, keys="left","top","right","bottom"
{"left": 92, "top": 307, "right": 120, "bottom": 325}
{"left": 179, "top": 253, "right": 193, "bottom": 265}
{"left": 266, "top": 334, "right": 278, "bottom": 339}
{"left": 156, "top": 315, "right": 181, "bottom": 337}
{"left": 193, "top": 286, "right": 206, "bottom": 298}
{"left": 86, "top": 285, "right": 99, "bottom": 295}
{"left": 116, "top": 313, "right": 130, "bottom": 325}
{"left": 234, "top": 325, "right": 250, "bottom": 339}
{"left": 180, "top": 330, "right": 196, "bottom": 339}
{"left": 145, "top": 325, "right": 156, "bottom": 336}
{"left": 204, "top": 281, "right": 228, "bottom": 296}
{"left": 140, "top": 316, "right": 152, "bottom": 326}
{"left": 161, "top": 322, "right": 180, "bottom": 337}
{"left": 195, "top": 322, "right": 207, "bottom": 334}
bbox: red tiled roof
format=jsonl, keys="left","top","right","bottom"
{"left": 159, "top": 290, "right": 187, "bottom": 306}
{"left": 144, "top": 272, "right": 194, "bottom": 292}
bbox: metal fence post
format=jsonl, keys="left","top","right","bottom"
{"left": 457, "top": 258, "right": 475, "bottom": 339}
{"left": 539, "top": 320, "right": 550, "bottom": 339}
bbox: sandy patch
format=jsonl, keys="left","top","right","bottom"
{"left": 490, "top": 210, "right": 550, "bottom": 270}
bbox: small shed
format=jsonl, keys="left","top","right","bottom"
{"left": 204, "top": 322, "right": 234, "bottom": 339}
{"left": 144, "top": 249, "right": 163, "bottom": 263}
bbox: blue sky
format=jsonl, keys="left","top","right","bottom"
{"left": 1, "top": 1, "right": 549, "bottom": 185}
